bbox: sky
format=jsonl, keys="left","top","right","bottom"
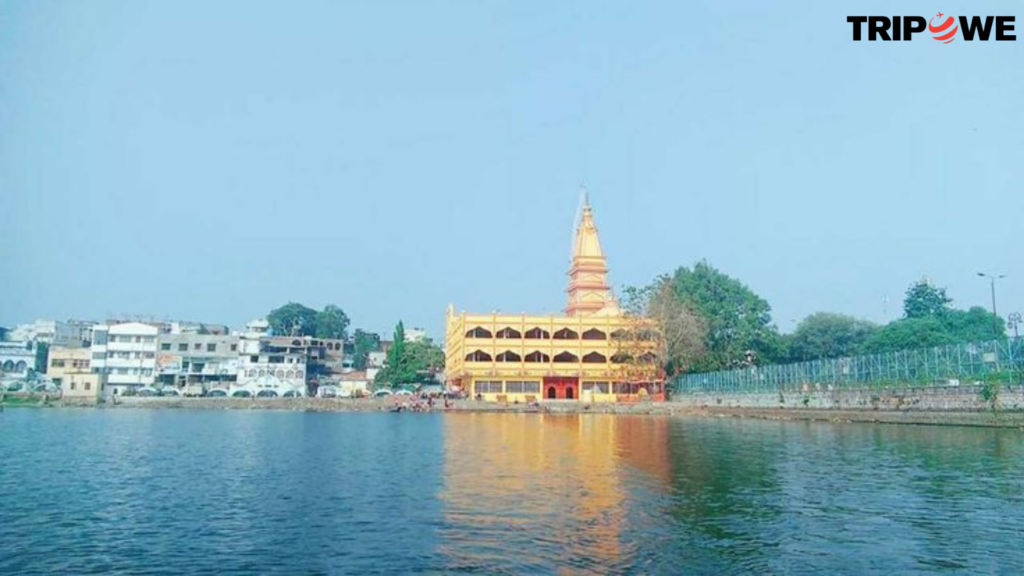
{"left": 2, "top": 1, "right": 1022, "bottom": 339}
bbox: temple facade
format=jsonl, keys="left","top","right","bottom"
{"left": 444, "top": 197, "right": 665, "bottom": 403}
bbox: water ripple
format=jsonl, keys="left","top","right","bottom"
{"left": 1, "top": 410, "right": 1022, "bottom": 573}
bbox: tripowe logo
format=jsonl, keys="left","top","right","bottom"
{"left": 847, "top": 13, "right": 1016, "bottom": 42}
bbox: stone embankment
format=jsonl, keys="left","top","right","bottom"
{"left": 669, "top": 384, "right": 1024, "bottom": 412}
{"left": 696, "top": 407, "right": 1024, "bottom": 427}
{"left": 90, "top": 396, "right": 687, "bottom": 414}
{"left": 5, "top": 386, "right": 1024, "bottom": 427}
{"left": 665, "top": 384, "right": 1024, "bottom": 427}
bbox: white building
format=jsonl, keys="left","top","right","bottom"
{"left": 241, "top": 318, "right": 270, "bottom": 337}
{"left": 404, "top": 327, "right": 427, "bottom": 343}
{"left": 0, "top": 340, "right": 38, "bottom": 387}
{"left": 7, "top": 319, "right": 84, "bottom": 347}
{"left": 367, "top": 351, "right": 386, "bottom": 368}
{"left": 231, "top": 333, "right": 306, "bottom": 397}
{"left": 90, "top": 323, "right": 160, "bottom": 395}
{"left": 167, "top": 321, "right": 230, "bottom": 335}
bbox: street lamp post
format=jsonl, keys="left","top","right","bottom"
{"left": 1008, "top": 312, "right": 1022, "bottom": 339}
{"left": 974, "top": 270, "right": 1007, "bottom": 315}
{"left": 977, "top": 272, "right": 1006, "bottom": 325}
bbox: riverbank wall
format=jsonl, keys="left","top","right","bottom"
{"left": 51, "top": 384, "right": 1017, "bottom": 413}
{"left": 669, "top": 384, "right": 1024, "bottom": 412}
{"left": 5, "top": 388, "right": 1024, "bottom": 427}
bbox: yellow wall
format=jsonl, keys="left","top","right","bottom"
{"left": 47, "top": 347, "right": 92, "bottom": 386}
{"left": 444, "top": 311, "right": 662, "bottom": 402}
{"left": 62, "top": 373, "right": 103, "bottom": 399}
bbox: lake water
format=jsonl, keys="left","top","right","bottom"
{"left": 1, "top": 409, "right": 1022, "bottom": 574}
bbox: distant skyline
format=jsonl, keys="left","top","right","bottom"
{"left": 2, "top": 1, "right": 1021, "bottom": 339}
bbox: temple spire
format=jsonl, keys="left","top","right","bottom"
{"left": 566, "top": 194, "right": 618, "bottom": 316}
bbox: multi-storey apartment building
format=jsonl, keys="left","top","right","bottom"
{"left": 90, "top": 322, "right": 161, "bottom": 395}
{"left": 155, "top": 333, "right": 240, "bottom": 393}
{"left": 234, "top": 332, "right": 307, "bottom": 397}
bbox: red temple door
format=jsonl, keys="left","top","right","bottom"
{"left": 543, "top": 377, "right": 579, "bottom": 399}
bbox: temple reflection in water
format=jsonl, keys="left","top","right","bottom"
{"left": 438, "top": 413, "right": 672, "bottom": 571}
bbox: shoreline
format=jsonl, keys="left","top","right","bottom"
{"left": 6, "top": 395, "right": 1024, "bottom": 428}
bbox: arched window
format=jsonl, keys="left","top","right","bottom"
{"left": 286, "top": 370, "right": 294, "bottom": 378}
{"left": 638, "top": 352, "right": 658, "bottom": 363}
{"left": 610, "top": 329, "right": 631, "bottom": 340}
{"left": 465, "top": 327, "right": 492, "bottom": 338}
{"left": 524, "top": 351, "right": 550, "bottom": 363}
{"left": 611, "top": 352, "right": 632, "bottom": 364}
{"left": 636, "top": 329, "right": 658, "bottom": 341}
{"left": 292, "top": 339, "right": 302, "bottom": 346}
{"left": 496, "top": 351, "right": 521, "bottom": 362}
{"left": 553, "top": 351, "right": 579, "bottom": 363}
{"left": 582, "top": 328, "right": 607, "bottom": 340}
{"left": 582, "top": 351, "right": 607, "bottom": 363}
{"left": 465, "top": 350, "right": 492, "bottom": 362}
{"left": 247, "top": 369, "right": 256, "bottom": 377}
{"left": 524, "top": 328, "right": 550, "bottom": 339}
{"left": 553, "top": 328, "right": 578, "bottom": 340}
{"left": 258, "top": 369, "right": 266, "bottom": 376}
{"left": 495, "top": 327, "right": 522, "bottom": 339}
{"left": 296, "top": 370, "right": 304, "bottom": 379}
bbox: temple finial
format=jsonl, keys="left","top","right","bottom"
{"left": 579, "top": 184, "right": 589, "bottom": 209}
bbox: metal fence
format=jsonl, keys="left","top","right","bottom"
{"left": 673, "top": 337, "right": 1024, "bottom": 394}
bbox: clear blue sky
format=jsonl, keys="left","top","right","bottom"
{"left": 2, "top": 1, "right": 1021, "bottom": 338}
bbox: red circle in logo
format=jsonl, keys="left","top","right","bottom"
{"left": 929, "top": 13, "right": 958, "bottom": 43}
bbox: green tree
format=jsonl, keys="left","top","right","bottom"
{"left": 789, "top": 312, "right": 878, "bottom": 361}
{"left": 375, "top": 321, "right": 444, "bottom": 387}
{"left": 864, "top": 279, "right": 1006, "bottom": 354}
{"left": 34, "top": 341, "right": 50, "bottom": 374}
{"left": 351, "top": 329, "right": 381, "bottom": 370}
{"left": 942, "top": 306, "right": 1005, "bottom": 341}
{"left": 267, "top": 302, "right": 350, "bottom": 339}
{"left": 268, "top": 302, "right": 319, "bottom": 336}
{"left": 863, "top": 317, "right": 958, "bottom": 353}
{"left": 665, "top": 260, "right": 783, "bottom": 371}
{"left": 378, "top": 321, "right": 410, "bottom": 386}
{"left": 405, "top": 339, "right": 445, "bottom": 374}
{"left": 903, "top": 280, "right": 952, "bottom": 319}
{"left": 622, "top": 278, "right": 707, "bottom": 376}
{"left": 390, "top": 321, "right": 406, "bottom": 369}
{"left": 315, "top": 304, "right": 350, "bottom": 340}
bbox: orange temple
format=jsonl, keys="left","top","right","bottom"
{"left": 445, "top": 195, "right": 665, "bottom": 402}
